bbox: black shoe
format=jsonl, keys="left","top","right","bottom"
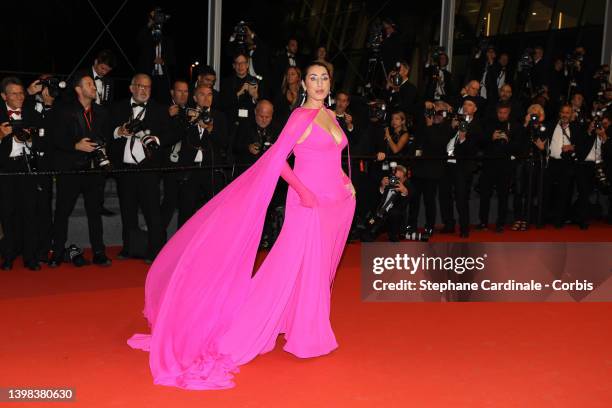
{"left": 1, "top": 259, "right": 13, "bottom": 271}
{"left": 117, "top": 250, "right": 130, "bottom": 260}
{"left": 554, "top": 222, "right": 564, "bottom": 229}
{"left": 459, "top": 228, "right": 469, "bottom": 238}
{"left": 72, "top": 254, "right": 89, "bottom": 267}
{"left": 25, "top": 260, "right": 41, "bottom": 271}
{"left": 495, "top": 225, "right": 504, "bottom": 233}
{"left": 100, "top": 207, "right": 117, "bottom": 217}
{"left": 144, "top": 258, "right": 154, "bottom": 265}
{"left": 93, "top": 253, "right": 112, "bottom": 267}
{"left": 424, "top": 227, "right": 434, "bottom": 238}
{"left": 579, "top": 223, "right": 589, "bottom": 230}
{"left": 440, "top": 224, "right": 455, "bottom": 234}
{"left": 475, "top": 223, "right": 488, "bottom": 231}
{"left": 48, "top": 256, "right": 62, "bottom": 268}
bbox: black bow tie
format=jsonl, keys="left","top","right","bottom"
{"left": 132, "top": 102, "right": 146, "bottom": 108}
{"left": 94, "top": 76, "right": 103, "bottom": 81}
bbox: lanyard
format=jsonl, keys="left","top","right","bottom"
{"left": 83, "top": 108, "right": 93, "bottom": 131}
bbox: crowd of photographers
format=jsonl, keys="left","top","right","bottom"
{"left": 1, "top": 13, "right": 611, "bottom": 271}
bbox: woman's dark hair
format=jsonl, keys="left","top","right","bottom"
{"left": 303, "top": 61, "right": 331, "bottom": 79}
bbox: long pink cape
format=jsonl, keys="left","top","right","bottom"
{"left": 127, "top": 107, "right": 323, "bottom": 389}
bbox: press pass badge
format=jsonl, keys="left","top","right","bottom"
{"left": 238, "top": 109, "right": 249, "bottom": 118}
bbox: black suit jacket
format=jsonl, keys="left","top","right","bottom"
{"left": 50, "top": 101, "right": 110, "bottom": 171}
{"left": 108, "top": 98, "right": 171, "bottom": 168}
{"left": 177, "top": 110, "right": 229, "bottom": 166}
{"left": 413, "top": 121, "right": 453, "bottom": 180}
{"left": 451, "top": 119, "right": 483, "bottom": 174}
{"left": 219, "top": 75, "right": 268, "bottom": 124}
{"left": 423, "top": 65, "right": 454, "bottom": 102}
{"left": 388, "top": 80, "right": 418, "bottom": 118}
{"left": 0, "top": 103, "right": 45, "bottom": 169}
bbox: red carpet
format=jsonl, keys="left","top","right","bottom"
{"left": 1, "top": 223, "right": 611, "bottom": 407}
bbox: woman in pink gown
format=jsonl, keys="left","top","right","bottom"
{"left": 127, "top": 62, "right": 356, "bottom": 390}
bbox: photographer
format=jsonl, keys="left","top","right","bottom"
{"left": 531, "top": 46, "right": 548, "bottom": 90}
{"left": 484, "top": 84, "right": 524, "bottom": 124}
{"left": 454, "top": 80, "right": 485, "bottom": 118}
{"left": 48, "top": 71, "right": 112, "bottom": 268}
{"left": 273, "top": 37, "right": 305, "bottom": 93}
{"left": 361, "top": 164, "right": 410, "bottom": 242}
{"left": 220, "top": 52, "right": 267, "bottom": 137}
{"left": 406, "top": 101, "right": 454, "bottom": 236}
{"left": 234, "top": 100, "right": 280, "bottom": 174}
{"left": 195, "top": 65, "right": 220, "bottom": 110}
{"left": 109, "top": 73, "right": 170, "bottom": 263}
{"left": 544, "top": 104, "right": 583, "bottom": 228}
{"left": 572, "top": 112, "right": 609, "bottom": 229}
{"left": 0, "top": 77, "right": 44, "bottom": 270}
{"left": 439, "top": 96, "right": 483, "bottom": 238}
{"left": 478, "top": 101, "right": 523, "bottom": 232}
{"left": 24, "top": 75, "right": 57, "bottom": 261}
{"left": 136, "top": 8, "right": 176, "bottom": 104}
{"left": 472, "top": 45, "right": 500, "bottom": 102}
{"left": 161, "top": 79, "right": 191, "bottom": 233}
{"left": 424, "top": 50, "right": 453, "bottom": 102}
{"left": 511, "top": 104, "right": 547, "bottom": 231}
{"left": 497, "top": 53, "right": 512, "bottom": 89}
{"left": 375, "top": 111, "right": 412, "bottom": 175}
{"left": 91, "top": 49, "right": 117, "bottom": 106}
{"left": 227, "top": 22, "right": 271, "bottom": 97}
{"left": 385, "top": 60, "right": 417, "bottom": 118}
{"left": 177, "top": 84, "right": 228, "bottom": 227}
{"left": 380, "top": 18, "right": 403, "bottom": 74}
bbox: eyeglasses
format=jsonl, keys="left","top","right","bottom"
{"left": 234, "top": 61, "right": 248, "bottom": 66}
{"left": 132, "top": 84, "right": 151, "bottom": 90}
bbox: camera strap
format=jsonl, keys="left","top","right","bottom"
{"left": 129, "top": 106, "right": 147, "bottom": 163}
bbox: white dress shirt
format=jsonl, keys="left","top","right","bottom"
{"left": 194, "top": 125, "right": 205, "bottom": 163}
{"left": 113, "top": 98, "right": 148, "bottom": 164}
{"left": 585, "top": 136, "right": 603, "bottom": 163}
{"left": 6, "top": 104, "right": 30, "bottom": 158}
{"left": 549, "top": 122, "right": 570, "bottom": 160}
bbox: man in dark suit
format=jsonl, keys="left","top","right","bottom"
{"left": 92, "top": 49, "right": 117, "bottom": 106}
{"left": 439, "top": 96, "right": 483, "bottom": 237}
{"left": 0, "top": 77, "right": 45, "bottom": 270}
{"left": 220, "top": 52, "right": 267, "bottom": 151}
{"left": 109, "top": 73, "right": 171, "bottom": 263}
{"left": 407, "top": 101, "right": 454, "bottom": 235}
{"left": 543, "top": 104, "right": 584, "bottom": 228}
{"left": 195, "top": 65, "right": 220, "bottom": 111}
{"left": 423, "top": 52, "right": 454, "bottom": 102}
{"left": 386, "top": 61, "right": 418, "bottom": 119}
{"left": 454, "top": 81, "right": 486, "bottom": 119}
{"left": 48, "top": 71, "right": 112, "bottom": 268}
{"left": 273, "top": 37, "right": 306, "bottom": 92}
{"left": 177, "top": 84, "right": 228, "bottom": 227}
{"left": 471, "top": 45, "right": 500, "bottom": 104}
{"left": 478, "top": 101, "right": 524, "bottom": 232}
{"left": 226, "top": 23, "right": 272, "bottom": 98}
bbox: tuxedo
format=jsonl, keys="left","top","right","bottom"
{"left": 0, "top": 103, "right": 46, "bottom": 266}
{"left": 407, "top": 121, "right": 453, "bottom": 230}
{"left": 92, "top": 66, "right": 115, "bottom": 106}
{"left": 439, "top": 118, "right": 483, "bottom": 234}
{"left": 177, "top": 109, "right": 229, "bottom": 227}
{"left": 109, "top": 98, "right": 171, "bottom": 260}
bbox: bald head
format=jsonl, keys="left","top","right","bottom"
{"left": 255, "top": 99, "right": 274, "bottom": 128}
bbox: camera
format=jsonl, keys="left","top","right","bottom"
{"left": 91, "top": 138, "right": 112, "bottom": 169}
{"left": 369, "top": 100, "right": 388, "bottom": 122}
{"left": 430, "top": 46, "right": 445, "bottom": 67}
{"left": 517, "top": 48, "right": 534, "bottom": 73}
{"left": 404, "top": 229, "right": 431, "bottom": 242}
{"left": 151, "top": 7, "right": 170, "bottom": 42}
{"left": 450, "top": 113, "right": 469, "bottom": 132}
{"left": 124, "top": 118, "right": 159, "bottom": 158}
{"left": 246, "top": 74, "right": 261, "bottom": 87}
{"left": 231, "top": 21, "right": 250, "bottom": 46}
{"left": 595, "top": 162, "right": 611, "bottom": 194}
{"left": 495, "top": 129, "right": 508, "bottom": 143}
{"left": 390, "top": 62, "right": 402, "bottom": 87}
{"left": 37, "top": 77, "right": 66, "bottom": 98}
{"left": 196, "top": 108, "right": 213, "bottom": 125}
{"left": 8, "top": 119, "right": 39, "bottom": 143}
{"left": 366, "top": 22, "right": 384, "bottom": 53}
{"left": 424, "top": 107, "right": 436, "bottom": 118}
